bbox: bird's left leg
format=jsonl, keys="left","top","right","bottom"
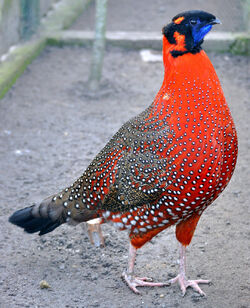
{"left": 169, "top": 244, "right": 210, "bottom": 296}
{"left": 122, "top": 243, "right": 169, "bottom": 294}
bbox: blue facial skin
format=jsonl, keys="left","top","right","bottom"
{"left": 190, "top": 19, "right": 213, "bottom": 46}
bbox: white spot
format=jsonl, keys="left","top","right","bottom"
{"left": 122, "top": 217, "right": 128, "bottom": 224}
{"left": 162, "top": 219, "right": 169, "bottom": 224}
{"left": 114, "top": 222, "right": 124, "bottom": 229}
{"left": 103, "top": 211, "right": 110, "bottom": 218}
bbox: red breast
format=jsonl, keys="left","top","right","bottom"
{"left": 119, "top": 36, "right": 238, "bottom": 248}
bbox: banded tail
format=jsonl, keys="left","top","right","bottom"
{"left": 9, "top": 193, "right": 98, "bottom": 235}
{"left": 8, "top": 196, "right": 67, "bottom": 235}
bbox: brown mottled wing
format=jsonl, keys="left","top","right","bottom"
{"left": 53, "top": 105, "right": 172, "bottom": 222}
{"left": 96, "top": 105, "right": 172, "bottom": 213}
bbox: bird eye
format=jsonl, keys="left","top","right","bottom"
{"left": 190, "top": 19, "right": 197, "bottom": 25}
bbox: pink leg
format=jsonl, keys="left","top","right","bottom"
{"left": 169, "top": 244, "right": 210, "bottom": 296}
{"left": 122, "top": 243, "right": 169, "bottom": 294}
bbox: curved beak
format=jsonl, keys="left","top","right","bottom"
{"left": 209, "top": 18, "right": 222, "bottom": 25}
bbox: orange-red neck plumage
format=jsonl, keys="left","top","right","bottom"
{"left": 162, "top": 36, "right": 217, "bottom": 88}
{"left": 152, "top": 35, "right": 226, "bottom": 116}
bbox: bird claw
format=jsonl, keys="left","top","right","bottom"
{"left": 169, "top": 274, "right": 210, "bottom": 296}
{"left": 122, "top": 271, "right": 169, "bottom": 294}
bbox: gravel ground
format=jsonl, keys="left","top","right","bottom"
{"left": 0, "top": 44, "right": 249, "bottom": 308}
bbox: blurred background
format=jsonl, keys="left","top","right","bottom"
{"left": 0, "top": 0, "right": 249, "bottom": 58}
{"left": 72, "top": 0, "right": 248, "bottom": 32}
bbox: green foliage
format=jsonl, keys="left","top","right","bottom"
{"left": 0, "top": 39, "right": 46, "bottom": 99}
{"left": 231, "top": 36, "right": 250, "bottom": 55}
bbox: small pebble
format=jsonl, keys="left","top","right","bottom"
{"left": 59, "top": 264, "right": 65, "bottom": 270}
{"left": 159, "top": 294, "right": 165, "bottom": 298}
{"left": 39, "top": 280, "right": 50, "bottom": 289}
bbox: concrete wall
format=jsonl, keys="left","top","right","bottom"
{"left": 0, "top": 0, "right": 60, "bottom": 56}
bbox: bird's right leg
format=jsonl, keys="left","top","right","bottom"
{"left": 170, "top": 215, "right": 210, "bottom": 296}
{"left": 122, "top": 243, "right": 169, "bottom": 294}
{"left": 169, "top": 243, "right": 210, "bottom": 296}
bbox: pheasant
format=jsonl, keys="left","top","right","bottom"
{"left": 9, "top": 10, "right": 238, "bottom": 296}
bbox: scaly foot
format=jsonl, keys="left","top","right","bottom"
{"left": 169, "top": 274, "right": 210, "bottom": 296}
{"left": 122, "top": 271, "right": 169, "bottom": 294}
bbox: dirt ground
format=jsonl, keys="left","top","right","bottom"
{"left": 0, "top": 2, "right": 249, "bottom": 308}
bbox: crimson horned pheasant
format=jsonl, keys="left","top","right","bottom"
{"left": 9, "top": 10, "right": 238, "bottom": 296}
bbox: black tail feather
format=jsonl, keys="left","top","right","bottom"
{"left": 39, "top": 220, "right": 62, "bottom": 235}
{"left": 9, "top": 205, "right": 63, "bottom": 236}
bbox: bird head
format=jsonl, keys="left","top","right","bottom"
{"left": 162, "top": 10, "right": 221, "bottom": 57}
